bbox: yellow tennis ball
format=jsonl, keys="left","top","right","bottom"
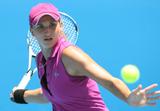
{"left": 121, "top": 64, "right": 140, "bottom": 84}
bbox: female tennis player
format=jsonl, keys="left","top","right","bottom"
{"left": 10, "top": 3, "right": 160, "bottom": 111}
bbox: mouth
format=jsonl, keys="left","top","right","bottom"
{"left": 44, "top": 38, "right": 53, "bottom": 41}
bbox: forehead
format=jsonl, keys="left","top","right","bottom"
{"left": 38, "top": 15, "right": 56, "bottom": 24}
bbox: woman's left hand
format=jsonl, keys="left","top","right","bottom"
{"left": 127, "top": 84, "right": 160, "bottom": 106}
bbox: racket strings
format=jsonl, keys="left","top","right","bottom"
{"left": 28, "top": 33, "right": 41, "bottom": 55}
{"left": 61, "top": 16, "right": 78, "bottom": 44}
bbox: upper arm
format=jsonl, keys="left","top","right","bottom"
{"left": 62, "top": 46, "right": 115, "bottom": 88}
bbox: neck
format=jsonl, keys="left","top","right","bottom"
{"left": 41, "top": 47, "right": 52, "bottom": 60}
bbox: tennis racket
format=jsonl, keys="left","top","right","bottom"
{"left": 15, "top": 12, "right": 79, "bottom": 90}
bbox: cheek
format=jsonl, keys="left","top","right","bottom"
{"left": 55, "top": 24, "right": 62, "bottom": 32}
{"left": 32, "top": 31, "right": 40, "bottom": 38}
{"left": 34, "top": 35, "right": 44, "bottom": 42}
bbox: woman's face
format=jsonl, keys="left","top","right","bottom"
{"left": 31, "top": 15, "right": 62, "bottom": 49}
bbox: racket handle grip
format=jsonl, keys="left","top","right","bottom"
{"left": 16, "top": 70, "right": 32, "bottom": 89}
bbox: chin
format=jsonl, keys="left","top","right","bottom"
{"left": 43, "top": 43, "right": 56, "bottom": 49}
{"left": 41, "top": 38, "right": 58, "bottom": 49}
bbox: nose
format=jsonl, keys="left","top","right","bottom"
{"left": 43, "top": 27, "right": 53, "bottom": 36}
{"left": 44, "top": 26, "right": 52, "bottom": 33}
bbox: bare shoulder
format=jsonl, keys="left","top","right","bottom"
{"left": 61, "top": 46, "right": 114, "bottom": 85}
{"left": 62, "top": 46, "right": 90, "bottom": 60}
{"left": 61, "top": 46, "right": 93, "bottom": 76}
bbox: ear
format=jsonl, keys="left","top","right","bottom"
{"left": 59, "top": 20, "right": 63, "bottom": 28}
{"left": 30, "top": 28, "right": 35, "bottom": 36}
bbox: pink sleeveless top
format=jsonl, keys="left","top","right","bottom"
{"left": 36, "top": 37, "right": 109, "bottom": 111}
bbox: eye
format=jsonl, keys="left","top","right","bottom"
{"left": 34, "top": 24, "right": 45, "bottom": 32}
{"left": 37, "top": 24, "right": 44, "bottom": 29}
{"left": 50, "top": 22, "right": 57, "bottom": 28}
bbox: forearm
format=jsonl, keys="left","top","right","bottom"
{"left": 84, "top": 63, "right": 131, "bottom": 102}
{"left": 106, "top": 77, "right": 131, "bottom": 103}
{"left": 24, "top": 88, "right": 49, "bottom": 104}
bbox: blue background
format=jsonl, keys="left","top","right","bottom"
{"left": 0, "top": 0, "right": 159, "bottom": 111}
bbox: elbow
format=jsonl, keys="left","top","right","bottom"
{"left": 103, "top": 77, "right": 122, "bottom": 90}
{"left": 111, "top": 77, "right": 124, "bottom": 87}
{"left": 101, "top": 76, "right": 115, "bottom": 89}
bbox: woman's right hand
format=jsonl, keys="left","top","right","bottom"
{"left": 10, "top": 87, "right": 28, "bottom": 104}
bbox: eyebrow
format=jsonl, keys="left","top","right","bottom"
{"left": 38, "top": 21, "right": 57, "bottom": 25}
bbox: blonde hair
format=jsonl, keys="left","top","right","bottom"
{"left": 59, "top": 19, "right": 68, "bottom": 41}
